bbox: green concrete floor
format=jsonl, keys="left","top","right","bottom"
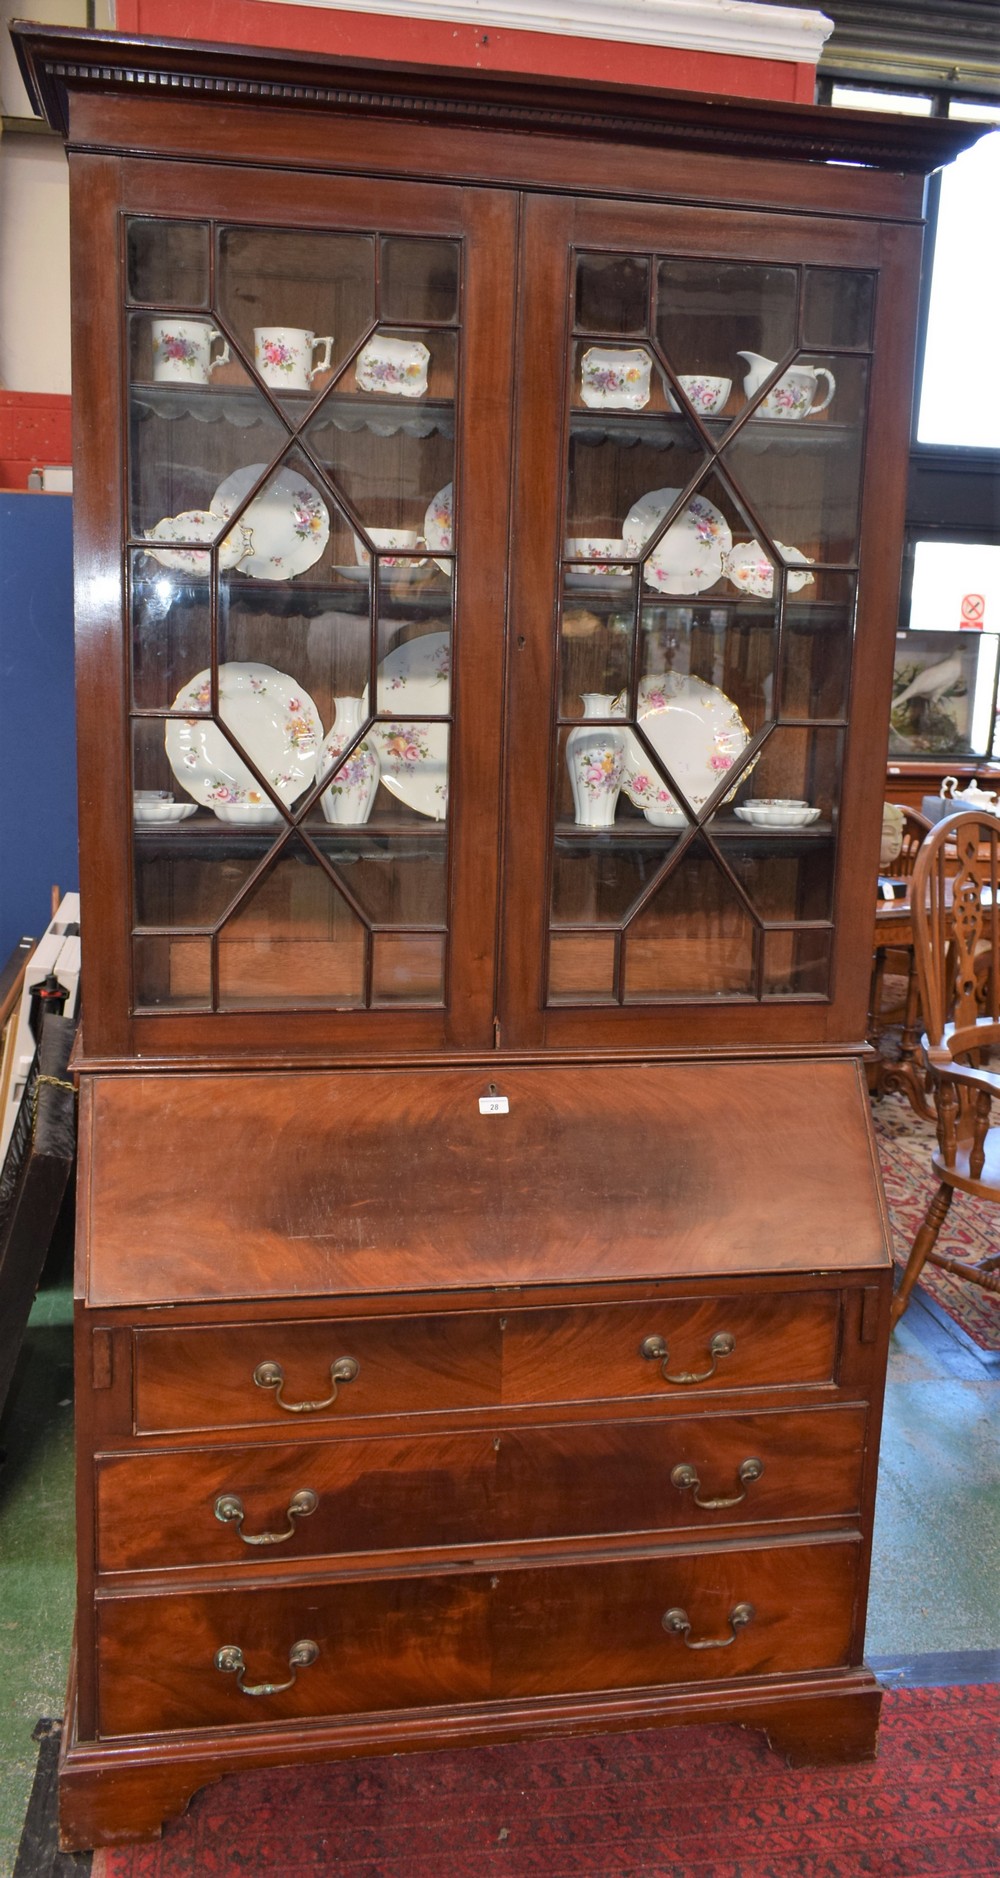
{"left": 0, "top": 1282, "right": 997, "bottom": 1878}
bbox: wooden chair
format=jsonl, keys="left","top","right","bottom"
{"left": 891, "top": 808, "right": 1000, "bottom": 1325}
{"left": 869, "top": 806, "right": 935, "bottom": 1117}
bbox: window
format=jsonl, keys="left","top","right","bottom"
{"left": 829, "top": 82, "right": 1000, "bottom": 763}
{"left": 917, "top": 124, "right": 1000, "bottom": 448}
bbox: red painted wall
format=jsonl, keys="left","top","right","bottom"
{"left": 0, "top": 393, "right": 72, "bottom": 491}
{"left": 114, "top": 0, "right": 817, "bottom": 102}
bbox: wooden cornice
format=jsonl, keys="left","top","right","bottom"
{"left": 11, "top": 20, "right": 982, "bottom": 172}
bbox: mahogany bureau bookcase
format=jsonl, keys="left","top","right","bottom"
{"left": 13, "top": 22, "right": 980, "bottom": 1849}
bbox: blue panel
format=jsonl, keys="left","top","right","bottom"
{"left": 0, "top": 494, "right": 78, "bottom": 960}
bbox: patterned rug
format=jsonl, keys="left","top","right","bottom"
{"left": 871, "top": 1091, "right": 999, "bottom": 1351}
{"left": 89, "top": 1684, "right": 1000, "bottom": 1877}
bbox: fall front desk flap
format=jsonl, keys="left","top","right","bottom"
{"left": 81, "top": 1058, "right": 890, "bottom": 1306}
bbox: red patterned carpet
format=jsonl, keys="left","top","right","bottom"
{"left": 872, "top": 1093, "right": 1000, "bottom": 1351}
{"left": 92, "top": 1685, "right": 999, "bottom": 1878}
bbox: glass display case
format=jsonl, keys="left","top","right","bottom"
{"left": 15, "top": 21, "right": 981, "bottom": 1854}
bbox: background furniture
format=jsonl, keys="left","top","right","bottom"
{"left": 891, "top": 808, "right": 1000, "bottom": 1324}
{"left": 15, "top": 21, "right": 981, "bottom": 1851}
{"left": 869, "top": 807, "right": 935, "bottom": 1117}
{"left": 0, "top": 1015, "right": 78, "bottom": 1422}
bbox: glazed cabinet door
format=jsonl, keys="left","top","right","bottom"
{"left": 501, "top": 194, "right": 921, "bottom": 1053}
{"left": 71, "top": 158, "right": 516, "bottom": 1059}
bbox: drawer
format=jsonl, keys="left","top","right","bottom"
{"left": 132, "top": 1312, "right": 503, "bottom": 1434}
{"left": 95, "top": 1406, "right": 867, "bottom": 1573}
{"left": 131, "top": 1290, "right": 841, "bottom": 1435}
{"left": 95, "top": 1537, "right": 860, "bottom": 1736}
{"left": 502, "top": 1293, "right": 840, "bottom": 1403}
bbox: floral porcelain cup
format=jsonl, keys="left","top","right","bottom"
{"left": 254, "top": 327, "right": 334, "bottom": 390}
{"left": 665, "top": 374, "right": 732, "bottom": 417}
{"left": 580, "top": 346, "right": 652, "bottom": 410}
{"left": 353, "top": 528, "right": 428, "bottom": 572}
{"left": 151, "top": 318, "right": 231, "bottom": 384}
{"left": 356, "top": 334, "right": 431, "bottom": 398}
{"left": 564, "top": 536, "right": 631, "bottom": 577}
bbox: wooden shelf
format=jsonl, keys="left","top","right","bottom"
{"left": 131, "top": 382, "right": 455, "bottom": 438}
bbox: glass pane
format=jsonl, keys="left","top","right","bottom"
{"left": 802, "top": 268, "right": 874, "bottom": 350}
{"left": 908, "top": 540, "right": 1000, "bottom": 635}
{"left": 559, "top": 584, "right": 636, "bottom": 720}
{"left": 716, "top": 827, "right": 837, "bottom": 924}
{"left": 217, "top": 226, "right": 375, "bottom": 421}
{"left": 917, "top": 130, "right": 1000, "bottom": 447}
{"left": 127, "top": 219, "right": 210, "bottom": 307}
{"left": 566, "top": 417, "right": 711, "bottom": 541}
{"left": 721, "top": 362, "right": 869, "bottom": 566}
{"left": 131, "top": 550, "right": 211, "bottom": 712}
{"left": 575, "top": 253, "right": 650, "bottom": 335}
{"left": 731, "top": 725, "right": 844, "bottom": 822}
{"left": 133, "top": 936, "right": 213, "bottom": 1010}
{"left": 779, "top": 584, "right": 855, "bottom": 722}
{"left": 306, "top": 331, "right": 455, "bottom": 532}
{"left": 216, "top": 836, "right": 367, "bottom": 1009}
{"left": 763, "top": 928, "right": 831, "bottom": 998}
{"left": 381, "top": 237, "right": 460, "bottom": 324}
{"left": 128, "top": 319, "right": 288, "bottom": 539}
{"left": 371, "top": 932, "right": 446, "bottom": 1003}
{"left": 551, "top": 833, "right": 671, "bottom": 926}
{"left": 622, "top": 839, "right": 756, "bottom": 999}
{"left": 133, "top": 714, "right": 283, "bottom": 928}
{"left": 889, "top": 628, "right": 998, "bottom": 759}
{"left": 830, "top": 85, "right": 933, "bottom": 114}
{"left": 656, "top": 260, "right": 797, "bottom": 394}
{"left": 548, "top": 931, "right": 617, "bottom": 1003}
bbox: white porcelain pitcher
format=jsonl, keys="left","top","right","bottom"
{"left": 737, "top": 350, "right": 836, "bottom": 421}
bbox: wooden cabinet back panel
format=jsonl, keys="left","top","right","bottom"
{"left": 95, "top": 1405, "right": 867, "bottom": 1572}
{"left": 95, "top": 1538, "right": 860, "bottom": 1736}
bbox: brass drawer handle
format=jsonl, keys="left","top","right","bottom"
{"left": 214, "top": 1487, "right": 319, "bottom": 1546}
{"left": 641, "top": 1331, "right": 735, "bottom": 1385}
{"left": 670, "top": 1457, "right": 763, "bottom": 1509}
{"left": 214, "top": 1638, "right": 319, "bottom": 1697}
{"left": 253, "top": 1356, "right": 359, "bottom": 1413}
{"left": 662, "top": 1602, "right": 754, "bottom": 1650}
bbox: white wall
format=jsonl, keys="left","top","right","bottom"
{"left": 0, "top": 134, "right": 71, "bottom": 393}
{"left": 0, "top": 0, "right": 114, "bottom": 394}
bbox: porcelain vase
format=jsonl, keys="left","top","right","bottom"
{"left": 566, "top": 692, "right": 625, "bottom": 828}
{"left": 320, "top": 696, "right": 380, "bottom": 825}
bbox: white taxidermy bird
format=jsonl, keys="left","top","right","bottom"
{"left": 892, "top": 653, "right": 964, "bottom": 709}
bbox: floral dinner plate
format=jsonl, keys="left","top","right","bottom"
{"left": 165, "top": 662, "right": 321, "bottom": 822}
{"left": 617, "top": 672, "right": 753, "bottom": 826}
{"left": 210, "top": 464, "right": 329, "bottom": 581}
{"left": 368, "top": 630, "right": 451, "bottom": 821}
{"left": 623, "top": 487, "right": 732, "bottom": 597}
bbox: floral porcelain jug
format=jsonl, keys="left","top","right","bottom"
{"left": 320, "top": 697, "right": 380, "bottom": 824}
{"left": 566, "top": 693, "right": 626, "bottom": 828}
{"left": 737, "top": 350, "right": 836, "bottom": 421}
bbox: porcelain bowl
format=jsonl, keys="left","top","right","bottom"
{"left": 666, "top": 374, "right": 732, "bottom": 416}
{"left": 210, "top": 801, "right": 284, "bottom": 824}
{"left": 734, "top": 800, "right": 820, "bottom": 827}
{"left": 133, "top": 798, "right": 198, "bottom": 824}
